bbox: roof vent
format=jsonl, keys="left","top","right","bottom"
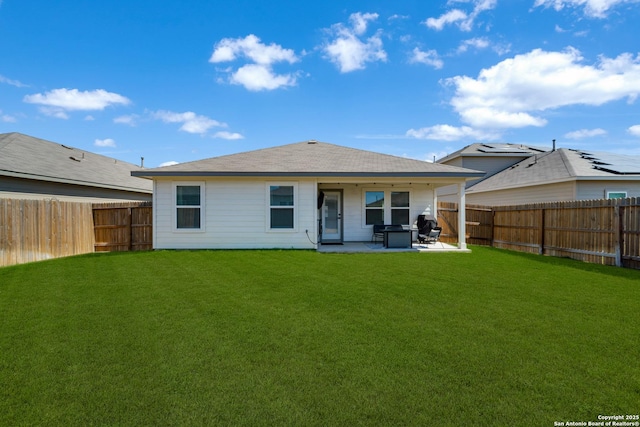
{"left": 307, "top": 140, "right": 318, "bottom": 144}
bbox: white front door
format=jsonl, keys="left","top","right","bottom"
{"left": 322, "top": 191, "right": 342, "bottom": 242}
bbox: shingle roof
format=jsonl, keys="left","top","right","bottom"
{"left": 133, "top": 140, "right": 484, "bottom": 178}
{"left": 467, "top": 148, "right": 640, "bottom": 193}
{"left": 0, "top": 132, "right": 152, "bottom": 193}
{"left": 438, "top": 142, "right": 549, "bottom": 163}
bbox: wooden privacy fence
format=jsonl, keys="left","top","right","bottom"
{"left": 93, "top": 202, "right": 152, "bottom": 252}
{"left": 438, "top": 198, "right": 640, "bottom": 269}
{"left": 0, "top": 198, "right": 95, "bottom": 267}
{"left": 0, "top": 199, "right": 153, "bottom": 267}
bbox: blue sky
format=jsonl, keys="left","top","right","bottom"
{"left": 1, "top": 0, "right": 640, "bottom": 168}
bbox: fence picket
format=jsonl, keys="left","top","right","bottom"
{"left": 0, "top": 199, "right": 95, "bottom": 267}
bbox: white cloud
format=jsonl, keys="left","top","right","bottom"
{"left": 389, "top": 14, "right": 410, "bottom": 21}
{"left": 0, "top": 74, "right": 27, "bottom": 88}
{"left": 84, "top": 115, "right": 95, "bottom": 121}
{"left": 23, "top": 88, "right": 131, "bottom": 111}
{"left": 230, "top": 64, "right": 297, "bottom": 91}
{"left": 213, "top": 131, "right": 244, "bottom": 140}
{"left": 94, "top": 138, "right": 116, "bottom": 148}
{"left": 534, "top": 0, "right": 640, "bottom": 18}
{"left": 564, "top": 128, "right": 607, "bottom": 139}
{"left": 159, "top": 161, "right": 179, "bottom": 167}
{"left": 410, "top": 48, "right": 444, "bottom": 69}
{"left": 445, "top": 47, "right": 640, "bottom": 129}
{"left": 349, "top": 12, "right": 379, "bottom": 35}
{"left": 425, "top": 9, "right": 468, "bottom": 31}
{"left": 425, "top": 0, "right": 497, "bottom": 31}
{"left": 628, "top": 125, "right": 640, "bottom": 136}
{"left": 457, "top": 37, "right": 490, "bottom": 53}
{"left": 323, "top": 12, "right": 387, "bottom": 73}
{"left": 152, "top": 110, "right": 225, "bottom": 134}
{"left": 458, "top": 108, "right": 547, "bottom": 128}
{"left": 38, "top": 107, "right": 69, "bottom": 119}
{"left": 406, "top": 124, "right": 500, "bottom": 141}
{"left": 209, "top": 34, "right": 299, "bottom": 91}
{"left": 1, "top": 110, "right": 17, "bottom": 122}
{"left": 210, "top": 34, "right": 297, "bottom": 65}
{"left": 114, "top": 114, "right": 140, "bottom": 126}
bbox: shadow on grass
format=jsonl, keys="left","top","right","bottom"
{"left": 473, "top": 245, "right": 640, "bottom": 279}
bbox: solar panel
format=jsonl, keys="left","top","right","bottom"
{"left": 477, "top": 143, "right": 538, "bottom": 154}
{"left": 578, "top": 151, "right": 640, "bottom": 174}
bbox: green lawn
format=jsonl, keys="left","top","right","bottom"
{"left": 1, "top": 247, "right": 638, "bottom": 426}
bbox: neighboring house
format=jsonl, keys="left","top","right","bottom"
{"left": 0, "top": 132, "right": 152, "bottom": 202}
{"left": 437, "top": 142, "right": 549, "bottom": 202}
{"left": 132, "top": 140, "right": 483, "bottom": 250}
{"left": 465, "top": 148, "right": 640, "bottom": 206}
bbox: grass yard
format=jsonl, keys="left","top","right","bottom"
{"left": 0, "top": 247, "right": 639, "bottom": 426}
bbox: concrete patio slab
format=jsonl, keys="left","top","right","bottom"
{"left": 317, "top": 242, "right": 469, "bottom": 253}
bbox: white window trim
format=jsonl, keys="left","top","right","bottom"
{"left": 390, "top": 190, "right": 411, "bottom": 225}
{"left": 172, "top": 181, "right": 205, "bottom": 232}
{"left": 362, "top": 188, "right": 411, "bottom": 227}
{"left": 266, "top": 182, "right": 298, "bottom": 232}
{"left": 606, "top": 191, "right": 627, "bottom": 199}
{"left": 363, "top": 189, "right": 385, "bottom": 227}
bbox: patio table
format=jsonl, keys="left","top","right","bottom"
{"left": 383, "top": 229, "right": 412, "bottom": 248}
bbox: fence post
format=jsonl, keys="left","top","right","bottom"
{"left": 539, "top": 208, "right": 545, "bottom": 256}
{"left": 128, "top": 207, "right": 133, "bottom": 251}
{"left": 613, "top": 202, "right": 623, "bottom": 267}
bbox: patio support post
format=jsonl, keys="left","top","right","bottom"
{"left": 458, "top": 182, "right": 467, "bottom": 250}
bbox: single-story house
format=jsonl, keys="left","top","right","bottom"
{"left": 437, "top": 142, "right": 549, "bottom": 202}
{"left": 0, "top": 132, "right": 152, "bottom": 202}
{"left": 132, "top": 140, "right": 484, "bottom": 250}
{"left": 465, "top": 148, "right": 640, "bottom": 206}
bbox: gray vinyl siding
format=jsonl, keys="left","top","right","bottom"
{"left": 0, "top": 175, "right": 152, "bottom": 202}
{"left": 466, "top": 181, "right": 576, "bottom": 206}
{"left": 461, "top": 156, "right": 527, "bottom": 178}
{"left": 576, "top": 181, "right": 640, "bottom": 200}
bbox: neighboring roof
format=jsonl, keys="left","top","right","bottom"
{"left": 438, "top": 142, "right": 549, "bottom": 164}
{"left": 467, "top": 148, "right": 640, "bottom": 193}
{"left": 0, "top": 132, "right": 152, "bottom": 193}
{"left": 132, "top": 140, "right": 485, "bottom": 178}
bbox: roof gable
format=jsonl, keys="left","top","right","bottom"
{"left": 0, "top": 132, "right": 152, "bottom": 193}
{"left": 133, "top": 140, "right": 484, "bottom": 178}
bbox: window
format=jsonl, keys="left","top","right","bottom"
{"left": 365, "top": 191, "right": 384, "bottom": 225}
{"left": 364, "top": 189, "right": 411, "bottom": 226}
{"left": 391, "top": 191, "right": 410, "bottom": 225}
{"left": 269, "top": 184, "right": 295, "bottom": 229}
{"left": 607, "top": 191, "right": 627, "bottom": 199}
{"left": 174, "top": 183, "right": 204, "bottom": 230}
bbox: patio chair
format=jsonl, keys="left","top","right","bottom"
{"left": 418, "top": 226, "right": 443, "bottom": 247}
{"left": 371, "top": 224, "right": 403, "bottom": 243}
{"left": 416, "top": 215, "right": 437, "bottom": 240}
{"left": 371, "top": 224, "right": 385, "bottom": 243}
